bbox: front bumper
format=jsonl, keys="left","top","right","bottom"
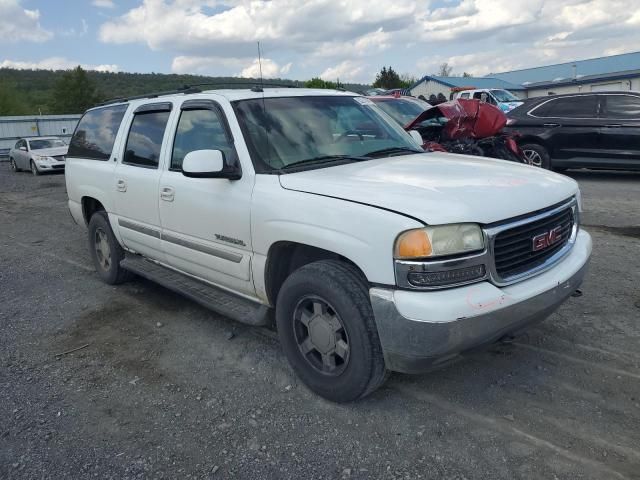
{"left": 36, "top": 161, "right": 65, "bottom": 171}
{"left": 370, "top": 229, "right": 592, "bottom": 373}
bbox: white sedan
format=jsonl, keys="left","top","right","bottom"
{"left": 9, "top": 137, "right": 68, "bottom": 175}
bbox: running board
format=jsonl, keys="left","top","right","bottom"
{"left": 120, "top": 255, "right": 270, "bottom": 326}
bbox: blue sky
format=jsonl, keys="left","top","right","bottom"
{"left": 2, "top": 0, "right": 640, "bottom": 83}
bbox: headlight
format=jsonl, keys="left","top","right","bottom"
{"left": 394, "top": 223, "right": 485, "bottom": 259}
{"left": 575, "top": 190, "right": 583, "bottom": 213}
{"left": 34, "top": 155, "right": 54, "bottom": 163}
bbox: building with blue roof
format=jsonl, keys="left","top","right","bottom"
{"left": 409, "top": 51, "right": 640, "bottom": 100}
{"left": 408, "top": 75, "right": 525, "bottom": 100}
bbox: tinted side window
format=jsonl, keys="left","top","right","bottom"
{"left": 171, "top": 109, "right": 233, "bottom": 170}
{"left": 532, "top": 96, "right": 598, "bottom": 118}
{"left": 68, "top": 104, "right": 128, "bottom": 160}
{"left": 604, "top": 95, "right": 640, "bottom": 119}
{"left": 123, "top": 111, "right": 170, "bottom": 168}
{"left": 460, "top": 93, "right": 470, "bottom": 99}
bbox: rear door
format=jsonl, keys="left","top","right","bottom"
{"left": 598, "top": 94, "right": 640, "bottom": 168}
{"left": 112, "top": 102, "right": 172, "bottom": 261}
{"left": 158, "top": 98, "right": 255, "bottom": 296}
{"left": 528, "top": 95, "right": 601, "bottom": 162}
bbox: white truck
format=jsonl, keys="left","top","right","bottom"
{"left": 454, "top": 88, "right": 523, "bottom": 113}
{"left": 66, "top": 87, "right": 591, "bottom": 402}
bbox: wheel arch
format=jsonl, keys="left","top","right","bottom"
{"left": 264, "top": 241, "right": 368, "bottom": 307}
{"left": 81, "top": 196, "right": 106, "bottom": 226}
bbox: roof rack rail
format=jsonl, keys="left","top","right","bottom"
{"left": 96, "top": 81, "right": 302, "bottom": 107}
{"left": 186, "top": 81, "right": 301, "bottom": 91}
{"left": 97, "top": 85, "right": 202, "bottom": 107}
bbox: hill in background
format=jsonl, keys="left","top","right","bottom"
{"left": 0, "top": 68, "right": 370, "bottom": 116}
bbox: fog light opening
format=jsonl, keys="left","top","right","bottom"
{"left": 407, "top": 264, "right": 486, "bottom": 288}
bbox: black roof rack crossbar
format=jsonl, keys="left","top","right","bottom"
{"left": 97, "top": 85, "right": 202, "bottom": 106}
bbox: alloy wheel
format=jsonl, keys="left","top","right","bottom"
{"left": 292, "top": 296, "right": 350, "bottom": 376}
{"left": 10, "top": 159, "right": 17, "bottom": 171}
{"left": 523, "top": 149, "right": 543, "bottom": 167}
{"left": 94, "top": 228, "right": 112, "bottom": 271}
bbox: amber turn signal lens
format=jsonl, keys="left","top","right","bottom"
{"left": 395, "top": 230, "right": 432, "bottom": 259}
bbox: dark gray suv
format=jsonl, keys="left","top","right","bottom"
{"left": 505, "top": 91, "right": 640, "bottom": 171}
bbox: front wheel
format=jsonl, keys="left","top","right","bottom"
{"left": 276, "top": 260, "right": 387, "bottom": 402}
{"left": 520, "top": 143, "right": 551, "bottom": 169}
{"left": 30, "top": 160, "right": 40, "bottom": 176}
{"left": 9, "top": 158, "right": 19, "bottom": 172}
{"left": 88, "top": 211, "right": 133, "bottom": 284}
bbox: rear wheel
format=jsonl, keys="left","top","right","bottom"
{"left": 276, "top": 260, "right": 387, "bottom": 402}
{"left": 30, "top": 160, "right": 40, "bottom": 176}
{"left": 88, "top": 211, "right": 133, "bottom": 284}
{"left": 520, "top": 143, "right": 551, "bottom": 169}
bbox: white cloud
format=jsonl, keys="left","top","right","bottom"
{"left": 239, "top": 58, "right": 290, "bottom": 78}
{"left": 0, "top": 57, "right": 119, "bottom": 72}
{"left": 92, "top": 0, "right": 115, "bottom": 8}
{"left": 0, "top": 0, "right": 53, "bottom": 43}
{"left": 171, "top": 54, "right": 291, "bottom": 78}
{"left": 98, "top": 0, "right": 423, "bottom": 54}
{"left": 320, "top": 60, "right": 365, "bottom": 82}
{"left": 95, "top": 0, "right": 640, "bottom": 82}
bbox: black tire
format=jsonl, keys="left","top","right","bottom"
{"left": 88, "top": 211, "right": 133, "bottom": 285}
{"left": 9, "top": 158, "right": 19, "bottom": 172}
{"left": 30, "top": 160, "right": 40, "bottom": 176}
{"left": 276, "top": 260, "right": 387, "bottom": 402}
{"left": 520, "top": 143, "right": 551, "bottom": 169}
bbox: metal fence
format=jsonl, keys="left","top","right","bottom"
{"left": 0, "top": 115, "right": 81, "bottom": 160}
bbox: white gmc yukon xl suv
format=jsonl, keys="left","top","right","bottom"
{"left": 66, "top": 88, "right": 591, "bottom": 402}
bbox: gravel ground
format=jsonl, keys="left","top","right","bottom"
{"left": 1, "top": 163, "right": 639, "bottom": 480}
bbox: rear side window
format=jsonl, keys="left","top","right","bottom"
{"left": 123, "top": 111, "right": 170, "bottom": 168}
{"left": 604, "top": 95, "right": 640, "bottom": 119}
{"left": 68, "top": 104, "right": 128, "bottom": 160}
{"left": 460, "top": 93, "right": 470, "bottom": 99}
{"left": 531, "top": 96, "right": 598, "bottom": 118}
{"left": 171, "top": 108, "right": 234, "bottom": 170}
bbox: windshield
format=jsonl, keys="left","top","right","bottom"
{"left": 233, "top": 96, "right": 422, "bottom": 172}
{"left": 372, "top": 98, "right": 431, "bottom": 126}
{"left": 490, "top": 90, "right": 520, "bottom": 103}
{"left": 29, "top": 139, "right": 66, "bottom": 150}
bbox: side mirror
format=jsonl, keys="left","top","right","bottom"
{"left": 19, "top": 146, "right": 27, "bottom": 151}
{"left": 408, "top": 130, "right": 423, "bottom": 146}
{"left": 182, "top": 149, "right": 241, "bottom": 180}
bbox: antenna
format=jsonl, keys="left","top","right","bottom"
{"left": 252, "top": 41, "right": 265, "bottom": 93}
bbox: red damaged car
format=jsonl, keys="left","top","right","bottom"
{"left": 369, "top": 95, "right": 525, "bottom": 163}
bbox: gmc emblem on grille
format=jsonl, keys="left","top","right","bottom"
{"left": 532, "top": 225, "right": 563, "bottom": 252}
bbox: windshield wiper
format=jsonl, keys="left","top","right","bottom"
{"left": 363, "top": 146, "right": 423, "bottom": 158}
{"left": 279, "top": 154, "right": 370, "bottom": 171}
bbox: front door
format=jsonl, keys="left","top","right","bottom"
{"left": 158, "top": 99, "right": 255, "bottom": 296}
{"left": 532, "top": 95, "right": 602, "bottom": 161}
{"left": 113, "top": 103, "right": 172, "bottom": 261}
{"left": 598, "top": 94, "right": 640, "bottom": 168}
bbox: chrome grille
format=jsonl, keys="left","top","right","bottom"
{"left": 490, "top": 200, "right": 577, "bottom": 282}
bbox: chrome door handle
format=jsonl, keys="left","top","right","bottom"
{"left": 604, "top": 124, "right": 622, "bottom": 128}
{"left": 160, "top": 186, "right": 175, "bottom": 202}
{"left": 116, "top": 179, "right": 127, "bottom": 192}
{"left": 543, "top": 123, "right": 560, "bottom": 128}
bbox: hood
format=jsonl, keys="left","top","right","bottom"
{"left": 279, "top": 153, "right": 578, "bottom": 225}
{"left": 499, "top": 101, "right": 524, "bottom": 113}
{"left": 405, "top": 99, "right": 506, "bottom": 139}
{"left": 32, "top": 146, "right": 68, "bottom": 157}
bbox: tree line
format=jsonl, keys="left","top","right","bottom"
{"left": 0, "top": 63, "right": 474, "bottom": 116}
